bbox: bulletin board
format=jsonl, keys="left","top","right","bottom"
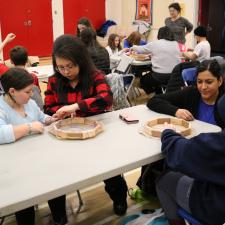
{"left": 135, "top": 0, "right": 153, "bottom": 24}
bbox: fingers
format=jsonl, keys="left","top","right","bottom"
{"left": 176, "top": 109, "right": 194, "bottom": 121}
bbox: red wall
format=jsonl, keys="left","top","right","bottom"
{"left": 63, "top": 0, "right": 106, "bottom": 35}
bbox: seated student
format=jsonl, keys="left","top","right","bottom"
{"left": 0, "top": 68, "right": 67, "bottom": 225}
{"left": 106, "top": 33, "right": 128, "bottom": 70}
{"left": 80, "top": 28, "right": 111, "bottom": 74}
{"left": 131, "top": 26, "right": 181, "bottom": 94}
{"left": 183, "top": 26, "right": 211, "bottom": 62}
{"left": 9, "top": 46, "right": 43, "bottom": 109}
{"left": 123, "top": 31, "right": 147, "bottom": 48}
{"left": 76, "top": 17, "right": 94, "bottom": 37}
{"left": 137, "top": 60, "right": 225, "bottom": 197}
{"left": 0, "top": 33, "right": 16, "bottom": 76}
{"left": 147, "top": 60, "right": 225, "bottom": 128}
{"left": 44, "top": 34, "right": 128, "bottom": 215}
{"left": 157, "top": 93, "right": 225, "bottom": 225}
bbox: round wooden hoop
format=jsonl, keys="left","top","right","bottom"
{"left": 48, "top": 117, "right": 103, "bottom": 140}
{"left": 143, "top": 118, "right": 191, "bottom": 138}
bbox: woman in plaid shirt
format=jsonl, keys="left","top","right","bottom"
{"left": 44, "top": 35, "right": 128, "bottom": 215}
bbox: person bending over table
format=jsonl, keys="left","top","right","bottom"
{"left": 44, "top": 34, "right": 128, "bottom": 215}
{"left": 136, "top": 60, "right": 225, "bottom": 198}
{"left": 147, "top": 60, "right": 225, "bottom": 128}
{"left": 0, "top": 68, "right": 67, "bottom": 225}
{"left": 157, "top": 92, "right": 225, "bottom": 225}
{"left": 131, "top": 26, "right": 181, "bottom": 94}
{"left": 182, "top": 26, "right": 211, "bottom": 62}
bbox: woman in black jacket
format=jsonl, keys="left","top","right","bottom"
{"left": 147, "top": 60, "right": 225, "bottom": 128}
{"left": 136, "top": 60, "right": 225, "bottom": 199}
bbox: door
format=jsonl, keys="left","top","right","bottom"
{"left": 0, "top": 0, "right": 53, "bottom": 59}
{"left": 200, "top": 0, "right": 225, "bottom": 53}
{"left": 63, "top": 0, "right": 106, "bottom": 35}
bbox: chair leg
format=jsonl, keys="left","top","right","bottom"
{"left": 76, "top": 190, "right": 84, "bottom": 214}
{"left": 0, "top": 217, "right": 5, "bottom": 225}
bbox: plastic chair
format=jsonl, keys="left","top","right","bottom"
{"left": 181, "top": 67, "right": 197, "bottom": 86}
{"left": 177, "top": 208, "right": 204, "bottom": 225}
{"left": 123, "top": 74, "right": 136, "bottom": 105}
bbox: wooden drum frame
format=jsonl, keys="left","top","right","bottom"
{"left": 48, "top": 117, "right": 103, "bottom": 140}
{"left": 142, "top": 118, "right": 192, "bottom": 138}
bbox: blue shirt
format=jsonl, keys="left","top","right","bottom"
{"left": 0, "top": 96, "right": 48, "bottom": 144}
{"left": 196, "top": 99, "right": 216, "bottom": 125}
{"left": 123, "top": 39, "right": 147, "bottom": 48}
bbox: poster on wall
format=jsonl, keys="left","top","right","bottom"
{"left": 135, "top": 0, "right": 153, "bottom": 24}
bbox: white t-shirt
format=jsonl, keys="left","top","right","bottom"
{"left": 132, "top": 39, "right": 181, "bottom": 74}
{"left": 193, "top": 40, "right": 211, "bottom": 62}
{"left": 106, "top": 46, "right": 123, "bottom": 69}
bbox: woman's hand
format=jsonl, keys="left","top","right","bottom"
{"left": 175, "top": 109, "right": 194, "bottom": 121}
{"left": 31, "top": 121, "right": 44, "bottom": 133}
{"left": 56, "top": 103, "right": 79, "bottom": 119}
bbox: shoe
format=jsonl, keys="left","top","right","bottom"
{"left": 113, "top": 200, "right": 127, "bottom": 216}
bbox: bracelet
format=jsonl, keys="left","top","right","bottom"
{"left": 27, "top": 123, "right": 32, "bottom": 135}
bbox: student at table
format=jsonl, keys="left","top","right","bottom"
{"left": 157, "top": 93, "right": 225, "bottom": 225}
{"left": 123, "top": 31, "right": 147, "bottom": 48}
{"left": 0, "top": 68, "right": 67, "bottom": 225}
{"left": 9, "top": 46, "right": 43, "bottom": 109}
{"left": 137, "top": 60, "right": 225, "bottom": 197}
{"left": 106, "top": 33, "right": 128, "bottom": 70}
{"left": 131, "top": 26, "right": 181, "bottom": 94}
{"left": 44, "top": 34, "right": 128, "bottom": 215}
{"left": 80, "top": 28, "right": 111, "bottom": 75}
{"left": 183, "top": 26, "right": 211, "bottom": 62}
{"left": 147, "top": 60, "right": 225, "bottom": 128}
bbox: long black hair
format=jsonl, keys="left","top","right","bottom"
{"left": 197, "top": 59, "right": 224, "bottom": 91}
{"left": 52, "top": 34, "right": 96, "bottom": 98}
{"left": 0, "top": 68, "right": 34, "bottom": 94}
{"left": 76, "top": 17, "right": 93, "bottom": 37}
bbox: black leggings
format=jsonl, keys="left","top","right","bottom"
{"left": 15, "top": 195, "right": 67, "bottom": 225}
{"left": 140, "top": 71, "right": 171, "bottom": 94}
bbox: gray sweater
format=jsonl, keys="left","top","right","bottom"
{"left": 132, "top": 39, "right": 181, "bottom": 74}
{"left": 165, "top": 17, "right": 193, "bottom": 44}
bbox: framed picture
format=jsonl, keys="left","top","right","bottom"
{"left": 135, "top": 0, "right": 153, "bottom": 24}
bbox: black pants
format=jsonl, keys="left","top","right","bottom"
{"left": 15, "top": 195, "right": 67, "bottom": 225}
{"left": 15, "top": 176, "right": 127, "bottom": 225}
{"left": 104, "top": 175, "right": 128, "bottom": 203}
{"left": 140, "top": 71, "right": 171, "bottom": 94}
{"left": 136, "top": 160, "right": 164, "bottom": 196}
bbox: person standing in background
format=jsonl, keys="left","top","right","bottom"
{"left": 165, "top": 2, "right": 193, "bottom": 46}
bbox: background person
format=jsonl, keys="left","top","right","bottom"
{"left": 165, "top": 2, "right": 193, "bottom": 45}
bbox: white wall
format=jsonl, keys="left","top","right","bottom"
{"left": 106, "top": 0, "right": 199, "bottom": 48}
{"left": 52, "top": 0, "right": 64, "bottom": 40}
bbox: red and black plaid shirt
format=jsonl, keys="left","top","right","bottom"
{"left": 44, "top": 71, "right": 113, "bottom": 117}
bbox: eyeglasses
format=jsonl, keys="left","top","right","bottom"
{"left": 56, "top": 64, "right": 75, "bottom": 72}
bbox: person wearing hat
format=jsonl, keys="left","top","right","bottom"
{"left": 155, "top": 93, "right": 225, "bottom": 225}
{"left": 183, "top": 26, "right": 211, "bottom": 62}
